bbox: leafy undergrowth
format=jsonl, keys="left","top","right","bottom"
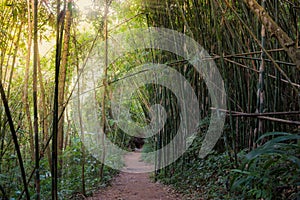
{"left": 154, "top": 132, "right": 299, "bottom": 200}
{"left": 38, "top": 138, "right": 120, "bottom": 199}
{"left": 155, "top": 152, "right": 232, "bottom": 199}
{"left": 230, "top": 132, "right": 300, "bottom": 200}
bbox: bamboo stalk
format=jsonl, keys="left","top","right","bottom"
{"left": 223, "top": 58, "right": 300, "bottom": 88}
{"left": 211, "top": 107, "right": 300, "bottom": 116}
{"left": 211, "top": 108, "right": 300, "bottom": 125}
{"left": 0, "top": 82, "right": 30, "bottom": 200}
{"left": 243, "top": 0, "right": 300, "bottom": 69}
{"left": 224, "top": 0, "right": 299, "bottom": 94}
{"left": 33, "top": 0, "right": 40, "bottom": 197}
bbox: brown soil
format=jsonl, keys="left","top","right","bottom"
{"left": 88, "top": 151, "right": 182, "bottom": 200}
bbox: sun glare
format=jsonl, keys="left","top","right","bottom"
{"left": 76, "top": 0, "right": 93, "bottom": 14}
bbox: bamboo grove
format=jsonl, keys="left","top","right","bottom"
{"left": 143, "top": 0, "right": 300, "bottom": 199}
{"left": 0, "top": 0, "right": 299, "bottom": 199}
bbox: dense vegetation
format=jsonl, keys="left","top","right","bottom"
{"left": 142, "top": 1, "right": 300, "bottom": 199}
{"left": 0, "top": 0, "right": 299, "bottom": 199}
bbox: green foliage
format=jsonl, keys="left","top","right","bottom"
{"left": 1, "top": 0, "right": 299, "bottom": 199}
{"left": 153, "top": 115, "right": 232, "bottom": 198}
{"left": 58, "top": 136, "right": 119, "bottom": 198}
{"left": 0, "top": 135, "right": 119, "bottom": 199}
{"left": 156, "top": 151, "right": 232, "bottom": 199}
{"left": 230, "top": 132, "right": 300, "bottom": 200}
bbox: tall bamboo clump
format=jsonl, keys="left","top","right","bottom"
{"left": 143, "top": 0, "right": 299, "bottom": 175}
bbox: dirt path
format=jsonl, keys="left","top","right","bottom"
{"left": 88, "top": 151, "right": 182, "bottom": 200}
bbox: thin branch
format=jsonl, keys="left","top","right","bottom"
{"left": 211, "top": 108, "right": 300, "bottom": 117}
{"left": 243, "top": 0, "right": 300, "bottom": 69}
{"left": 0, "top": 184, "right": 8, "bottom": 200}
{"left": 229, "top": 55, "right": 296, "bottom": 66}
{"left": 257, "top": 116, "right": 300, "bottom": 125}
{"left": 223, "top": 57, "right": 300, "bottom": 88}
{"left": 0, "top": 82, "right": 30, "bottom": 200}
{"left": 224, "top": 0, "right": 299, "bottom": 93}
{"left": 211, "top": 108, "right": 300, "bottom": 125}
{"left": 109, "top": 12, "right": 144, "bottom": 32}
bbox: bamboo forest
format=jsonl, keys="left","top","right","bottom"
{"left": 0, "top": 0, "right": 299, "bottom": 199}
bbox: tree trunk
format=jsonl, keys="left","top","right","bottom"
{"left": 52, "top": 0, "right": 64, "bottom": 198}
{"left": 37, "top": 42, "right": 52, "bottom": 170}
{"left": 73, "top": 29, "right": 86, "bottom": 195}
{"left": 254, "top": 0, "right": 266, "bottom": 148}
{"left": 23, "top": 0, "right": 35, "bottom": 162}
{"left": 0, "top": 83, "right": 30, "bottom": 200}
{"left": 57, "top": 0, "right": 72, "bottom": 167}
{"left": 99, "top": 0, "right": 110, "bottom": 181}
{"left": 243, "top": 0, "right": 300, "bottom": 69}
{"left": 7, "top": 22, "right": 23, "bottom": 99}
{"left": 33, "top": 0, "right": 40, "bottom": 197}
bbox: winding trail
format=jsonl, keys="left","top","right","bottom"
{"left": 88, "top": 151, "right": 182, "bottom": 200}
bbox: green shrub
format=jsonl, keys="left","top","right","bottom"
{"left": 156, "top": 151, "right": 232, "bottom": 199}
{"left": 230, "top": 132, "right": 300, "bottom": 200}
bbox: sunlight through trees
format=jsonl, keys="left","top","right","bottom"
{"left": 0, "top": 0, "right": 299, "bottom": 199}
